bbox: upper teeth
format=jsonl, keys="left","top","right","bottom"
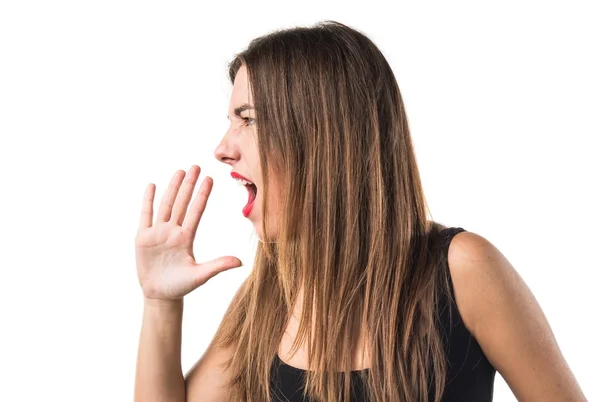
{"left": 235, "top": 178, "right": 253, "bottom": 186}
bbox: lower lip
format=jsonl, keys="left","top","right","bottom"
{"left": 242, "top": 199, "right": 254, "bottom": 217}
{"left": 242, "top": 191, "right": 255, "bottom": 218}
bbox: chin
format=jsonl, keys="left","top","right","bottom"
{"left": 254, "top": 225, "right": 278, "bottom": 244}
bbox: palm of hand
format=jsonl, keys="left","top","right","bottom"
{"left": 135, "top": 165, "right": 242, "bottom": 301}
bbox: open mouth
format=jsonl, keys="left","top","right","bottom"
{"left": 245, "top": 182, "right": 257, "bottom": 202}
{"left": 234, "top": 177, "right": 257, "bottom": 195}
{"left": 242, "top": 182, "right": 257, "bottom": 217}
{"left": 232, "top": 173, "right": 257, "bottom": 217}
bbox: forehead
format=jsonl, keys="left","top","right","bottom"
{"left": 230, "top": 65, "right": 253, "bottom": 106}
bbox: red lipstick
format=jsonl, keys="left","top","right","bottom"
{"left": 231, "top": 171, "right": 252, "bottom": 182}
{"left": 231, "top": 171, "right": 256, "bottom": 217}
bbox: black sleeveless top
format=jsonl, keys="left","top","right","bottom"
{"left": 269, "top": 227, "right": 496, "bottom": 401}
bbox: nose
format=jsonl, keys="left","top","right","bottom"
{"left": 214, "top": 130, "right": 240, "bottom": 165}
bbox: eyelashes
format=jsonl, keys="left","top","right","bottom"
{"left": 241, "top": 117, "right": 256, "bottom": 127}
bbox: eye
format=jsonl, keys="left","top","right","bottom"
{"left": 241, "top": 117, "right": 255, "bottom": 126}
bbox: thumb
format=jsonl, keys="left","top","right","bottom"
{"left": 194, "top": 256, "right": 244, "bottom": 284}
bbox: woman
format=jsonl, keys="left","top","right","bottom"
{"left": 134, "top": 21, "right": 586, "bottom": 402}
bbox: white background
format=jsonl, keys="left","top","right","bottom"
{"left": 1, "top": 1, "right": 598, "bottom": 401}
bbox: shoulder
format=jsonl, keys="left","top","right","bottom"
{"left": 444, "top": 229, "right": 587, "bottom": 401}
{"left": 445, "top": 229, "right": 518, "bottom": 333}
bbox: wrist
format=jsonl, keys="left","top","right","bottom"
{"left": 143, "top": 297, "right": 183, "bottom": 309}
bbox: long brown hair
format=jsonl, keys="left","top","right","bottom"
{"left": 213, "top": 20, "right": 453, "bottom": 402}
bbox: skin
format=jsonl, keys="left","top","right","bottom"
{"left": 185, "top": 65, "right": 286, "bottom": 401}
{"left": 447, "top": 232, "right": 587, "bottom": 401}
{"left": 134, "top": 166, "right": 244, "bottom": 402}
{"left": 136, "top": 65, "right": 588, "bottom": 401}
{"left": 211, "top": 66, "right": 588, "bottom": 399}
{"left": 214, "top": 64, "right": 281, "bottom": 242}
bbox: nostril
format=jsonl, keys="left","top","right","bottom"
{"left": 214, "top": 143, "right": 239, "bottom": 164}
{"left": 215, "top": 149, "right": 234, "bottom": 164}
{"left": 214, "top": 143, "right": 230, "bottom": 162}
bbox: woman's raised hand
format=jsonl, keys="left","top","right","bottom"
{"left": 135, "top": 165, "right": 242, "bottom": 301}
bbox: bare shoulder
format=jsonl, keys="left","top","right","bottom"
{"left": 445, "top": 230, "right": 512, "bottom": 331}
{"left": 445, "top": 230, "right": 587, "bottom": 401}
{"left": 184, "top": 341, "right": 236, "bottom": 402}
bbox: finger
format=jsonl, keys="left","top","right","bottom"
{"left": 138, "top": 183, "right": 156, "bottom": 230}
{"left": 156, "top": 170, "right": 185, "bottom": 223}
{"left": 194, "top": 256, "right": 243, "bottom": 286}
{"left": 170, "top": 165, "right": 201, "bottom": 226}
{"left": 182, "top": 176, "right": 213, "bottom": 239}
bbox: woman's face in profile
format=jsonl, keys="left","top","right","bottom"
{"left": 214, "top": 65, "right": 281, "bottom": 242}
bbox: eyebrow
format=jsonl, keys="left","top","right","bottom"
{"left": 227, "top": 103, "right": 255, "bottom": 120}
